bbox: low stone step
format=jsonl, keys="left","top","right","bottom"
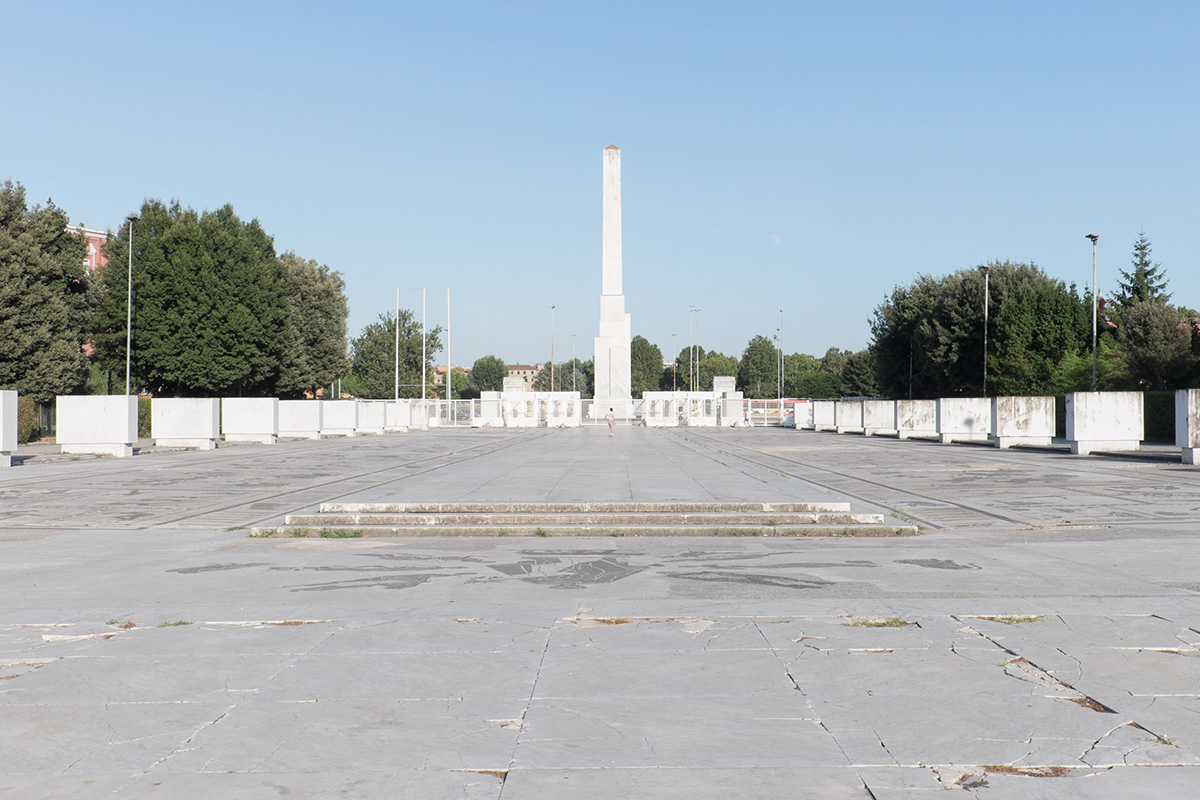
{"left": 318, "top": 501, "right": 853, "bottom": 515}
{"left": 252, "top": 523, "right": 919, "bottom": 538}
{"left": 282, "top": 512, "right": 886, "bottom": 527}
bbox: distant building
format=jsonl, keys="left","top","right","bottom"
{"left": 507, "top": 364, "right": 544, "bottom": 391}
{"left": 65, "top": 225, "right": 110, "bottom": 273}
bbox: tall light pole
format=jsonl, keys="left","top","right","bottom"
{"left": 1086, "top": 234, "right": 1099, "bottom": 391}
{"left": 394, "top": 289, "right": 400, "bottom": 400}
{"left": 778, "top": 309, "right": 785, "bottom": 401}
{"left": 672, "top": 333, "right": 677, "bottom": 392}
{"left": 689, "top": 306, "right": 701, "bottom": 391}
{"left": 572, "top": 334, "right": 576, "bottom": 392}
{"left": 978, "top": 265, "right": 990, "bottom": 396}
{"left": 549, "top": 305, "right": 556, "bottom": 391}
{"left": 124, "top": 214, "right": 138, "bottom": 395}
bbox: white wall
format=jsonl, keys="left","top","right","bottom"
{"left": 991, "top": 396, "right": 1054, "bottom": 449}
{"left": 862, "top": 400, "right": 896, "bottom": 436}
{"left": 279, "top": 400, "right": 323, "bottom": 439}
{"left": 1177, "top": 390, "right": 1200, "bottom": 465}
{"left": 896, "top": 400, "right": 937, "bottom": 439}
{"left": 812, "top": 400, "right": 836, "bottom": 431}
{"left": 57, "top": 395, "right": 138, "bottom": 457}
{"left": 936, "top": 397, "right": 991, "bottom": 444}
{"left": 1066, "top": 391, "right": 1142, "bottom": 455}
{"left": 152, "top": 397, "right": 220, "bottom": 449}
{"left": 321, "top": 400, "right": 358, "bottom": 436}
{"left": 222, "top": 398, "right": 279, "bottom": 444}
{"left": 386, "top": 400, "right": 413, "bottom": 431}
{"left": 0, "top": 390, "right": 17, "bottom": 466}
{"left": 834, "top": 400, "right": 864, "bottom": 433}
{"left": 357, "top": 401, "right": 386, "bottom": 434}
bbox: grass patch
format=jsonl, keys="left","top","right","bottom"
{"left": 497, "top": 529, "right": 508, "bottom": 536}
{"left": 226, "top": 525, "right": 246, "bottom": 531}
{"left": 157, "top": 620, "right": 192, "bottom": 628}
{"left": 888, "top": 508, "right": 918, "bottom": 524}
{"left": 534, "top": 528, "right": 549, "bottom": 537}
{"left": 106, "top": 618, "right": 120, "bottom": 625}
{"left": 727, "top": 529, "right": 762, "bottom": 536}
{"left": 319, "top": 528, "right": 364, "bottom": 538}
{"left": 844, "top": 616, "right": 910, "bottom": 628}
{"left": 979, "top": 615, "right": 1043, "bottom": 625}
{"left": 291, "top": 527, "right": 311, "bottom": 538}
{"left": 248, "top": 528, "right": 275, "bottom": 538}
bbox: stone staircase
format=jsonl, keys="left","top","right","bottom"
{"left": 252, "top": 501, "right": 918, "bottom": 538}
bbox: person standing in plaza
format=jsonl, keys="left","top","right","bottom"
{"left": 606, "top": 408, "right": 614, "bottom": 437}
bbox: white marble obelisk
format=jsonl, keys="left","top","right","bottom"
{"left": 593, "top": 145, "right": 632, "bottom": 406}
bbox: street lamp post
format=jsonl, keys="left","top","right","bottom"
{"left": 779, "top": 309, "right": 785, "bottom": 401}
{"left": 978, "top": 265, "right": 990, "bottom": 396}
{"left": 672, "top": 333, "right": 677, "bottom": 392}
{"left": 572, "top": 334, "right": 576, "bottom": 392}
{"left": 124, "top": 214, "right": 138, "bottom": 395}
{"left": 549, "top": 305, "right": 555, "bottom": 391}
{"left": 1086, "top": 234, "right": 1099, "bottom": 391}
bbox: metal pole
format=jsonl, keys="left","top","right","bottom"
{"left": 572, "top": 334, "right": 576, "bottom": 392}
{"left": 421, "top": 288, "right": 426, "bottom": 404}
{"left": 394, "top": 288, "right": 400, "bottom": 400}
{"left": 672, "top": 333, "right": 677, "bottom": 392}
{"left": 1087, "top": 234, "right": 1099, "bottom": 391}
{"left": 125, "top": 214, "right": 138, "bottom": 395}
{"left": 779, "top": 309, "right": 784, "bottom": 401}
{"left": 550, "top": 305, "right": 555, "bottom": 391}
{"left": 980, "top": 266, "right": 989, "bottom": 396}
{"left": 446, "top": 288, "right": 450, "bottom": 400}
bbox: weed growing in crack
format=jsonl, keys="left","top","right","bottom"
{"left": 226, "top": 525, "right": 246, "bottom": 531}
{"left": 888, "top": 508, "right": 918, "bottom": 524}
{"left": 844, "top": 616, "right": 910, "bottom": 628}
{"left": 1156, "top": 736, "right": 1177, "bottom": 746}
{"left": 981, "top": 615, "right": 1043, "bottom": 625}
{"left": 291, "top": 528, "right": 311, "bottom": 538}
{"left": 497, "top": 529, "right": 508, "bottom": 536}
{"left": 319, "top": 528, "right": 364, "bottom": 538}
{"left": 534, "top": 528, "right": 549, "bottom": 537}
{"left": 248, "top": 528, "right": 274, "bottom": 538}
{"left": 106, "top": 618, "right": 120, "bottom": 625}
{"left": 158, "top": 620, "right": 192, "bottom": 628}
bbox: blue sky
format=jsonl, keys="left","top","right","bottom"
{"left": 6, "top": 2, "right": 1198, "bottom": 367}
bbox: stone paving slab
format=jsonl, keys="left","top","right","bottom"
{"left": 5, "top": 427, "right": 1200, "bottom": 797}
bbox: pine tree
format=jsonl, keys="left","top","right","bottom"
{"left": 1115, "top": 232, "right": 1170, "bottom": 307}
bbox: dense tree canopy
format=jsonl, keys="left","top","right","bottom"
{"left": 94, "top": 201, "right": 290, "bottom": 396}
{"left": 871, "top": 262, "right": 1090, "bottom": 398}
{"left": 738, "top": 335, "right": 778, "bottom": 398}
{"left": 346, "top": 310, "right": 442, "bottom": 399}
{"left": 468, "top": 355, "right": 508, "bottom": 394}
{"left": 630, "top": 335, "right": 664, "bottom": 398}
{"left": 276, "top": 252, "right": 348, "bottom": 399}
{"left": 0, "top": 181, "right": 94, "bottom": 401}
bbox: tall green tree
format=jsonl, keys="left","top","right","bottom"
{"left": 346, "top": 310, "right": 442, "bottom": 399}
{"left": 699, "top": 352, "right": 738, "bottom": 392}
{"left": 871, "top": 262, "right": 1089, "bottom": 398}
{"left": 0, "top": 181, "right": 93, "bottom": 401}
{"left": 738, "top": 335, "right": 778, "bottom": 398}
{"left": 276, "top": 252, "right": 349, "bottom": 398}
{"left": 93, "top": 201, "right": 291, "bottom": 396}
{"left": 1116, "top": 299, "right": 1193, "bottom": 390}
{"left": 841, "top": 349, "right": 879, "bottom": 396}
{"left": 468, "top": 355, "right": 508, "bottom": 394}
{"left": 630, "top": 335, "right": 664, "bottom": 398}
{"left": 670, "top": 345, "right": 705, "bottom": 391}
{"left": 1115, "top": 232, "right": 1170, "bottom": 308}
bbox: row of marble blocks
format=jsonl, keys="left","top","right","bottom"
{"left": 49, "top": 397, "right": 417, "bottom": 458}
{"left": 799, "top": 391, "right": 1200, "bottom": 458}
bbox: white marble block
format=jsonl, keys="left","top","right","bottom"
{"left": 0, "top": 390, "right": 17, "bottom": 467}
{"left": 1177, "top": 390, "right": 1200, "bottom": 465}
{"left": 357, "top": 401, "right": 386, "bottom": 434}
{"left": 386, "top": 400, "right": 412, "bottom": 431}
{"left": 812, "top": 400, "right": 837, "bottom": 431}
{"left": 991, "top": 396, "right": 1054, "bottom": 449}
{"left": 937, "top": 397, "right": 991, "bottom": 444}
{"left": 152, "top": 397, "right": 220, "bottom": 449}
{"left": 320, "top": 400, "right": 358, "bottom": 436}
{"left": 57, "top": 395, "right": 138, "bottom": 457}
{"left": 862, "top": 400, "right": 897, "bottom": 436}
{"left": 896, "top": 400, "right": 938, "bottom": 439}
{"left": 279, "top": 400, "right": 323, "bottom": 439}
{"left": 222, "top": 398, "right": 279, "bottom": 444}
{"left": 835, "top": 400, "right": 864, "bottom": 434}
{"left": 1066, "top": 391, "right": 1142, "bottom": 455}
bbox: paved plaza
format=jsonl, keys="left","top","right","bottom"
{"left": 3, "top": 426, "right": 1200, "bottom": 798}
